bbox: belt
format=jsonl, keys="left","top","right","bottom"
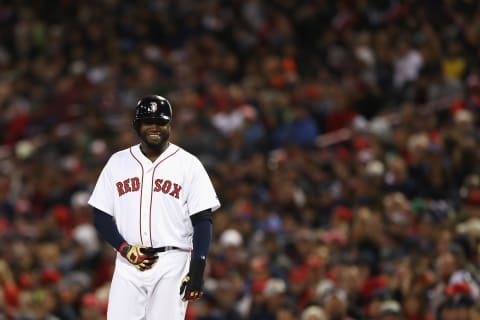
{"left": 148, "top": 246, "right": 190, "bottom": 253}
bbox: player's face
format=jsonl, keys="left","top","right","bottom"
{"left": 138, "top": 119, "right": 170, "bottom": 149}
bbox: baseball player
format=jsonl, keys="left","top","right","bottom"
{"left": 88, "top": 95, "right": 220, "bottom": 319}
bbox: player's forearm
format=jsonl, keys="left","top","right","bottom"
{"left": 192, "top": 220, "right": 212, "bottom": 258}
{"left": 190, "top": 209, "right": 213, "bottom": 259}
{"left": 93, "top": 208, "right": 127, "bottom": 250}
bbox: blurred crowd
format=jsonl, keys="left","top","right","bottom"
{"left": 1, "top": 0, "right": 480, "bottom": 319}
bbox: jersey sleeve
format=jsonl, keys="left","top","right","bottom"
{"left": 186, "top": 157, "right": 221, "bottom": 215}
{"left": 88, "top": 159, "right": 115, "bottom": 216}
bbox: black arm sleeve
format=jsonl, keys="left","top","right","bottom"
{"left": 190, "top": 209, "right": 213, "bottom": 259}
{"left": 92, "top": 208, "right": 127, "bottom": 250}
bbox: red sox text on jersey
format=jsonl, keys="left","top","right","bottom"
{"left": 116, "top": 177, "right": 182, "bottom": 199}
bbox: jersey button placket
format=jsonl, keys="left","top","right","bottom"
{"left": 141, "top": 166, "right": 153, "bottom": 245}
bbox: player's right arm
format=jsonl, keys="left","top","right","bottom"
{"left": 88, "top": 157, "right": 158, "bottom": 271}
{"left": 93, "top": 208, "right": 159, "bottom": 271}
{"left": 92, "top": 208, "right": 128, "bottom": 252}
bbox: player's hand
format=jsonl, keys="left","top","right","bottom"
{"left": 119, "top": 243, "right": 159, "bottom": 271}
{"left": 179, "top": 257, "right": 206, "bottom": 301}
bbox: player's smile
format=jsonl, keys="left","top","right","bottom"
{"left": 147, "top": 132, "right": 163, "bottom": 140}
{"left": 144, "top": 129, "right": 168, "bottom": 143}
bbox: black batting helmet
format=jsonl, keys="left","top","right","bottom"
{"left": 133, "top": 95, "right": 172, "bottom": 129}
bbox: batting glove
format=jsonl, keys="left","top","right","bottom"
{"left": 119, "top": 243, "right": 159, "bottom": 271}
{"left": 180, "top": 257, "right": 206, "bottom": 301}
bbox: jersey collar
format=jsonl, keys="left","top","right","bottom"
{"left": 131, "top": 143, "right": 178, "bottom": 167}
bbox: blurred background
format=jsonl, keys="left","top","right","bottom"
{"left": 1, "top": 0, "right": 480, "bottom": 319}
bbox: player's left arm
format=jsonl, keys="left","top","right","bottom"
{"left": 180, "top": 209, "right": 212, "bottom": 301}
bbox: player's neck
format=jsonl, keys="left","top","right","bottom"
{"left": 140, "top": 142, "right": 170, "bottom": 162}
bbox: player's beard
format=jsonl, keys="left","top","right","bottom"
{"left": 142, "top": 131, "right": 170, "bottom": 151}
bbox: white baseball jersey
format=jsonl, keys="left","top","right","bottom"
{"left": 88, "top": 143, "right": 221, "bottom": 249}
